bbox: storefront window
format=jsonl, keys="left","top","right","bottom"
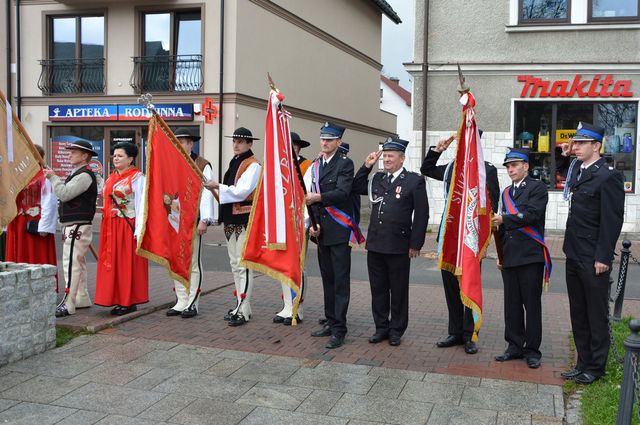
{"left": 514, "top": 101, "right": 637, "bottom": 192}
{"left": 520, "top": 0, "right": 569, "bottom": 23}
{"left": 590, "top": 0, "right": 640, "bottom": 20}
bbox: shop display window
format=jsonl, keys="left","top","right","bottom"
{"left": 514, "top": 101, "right": 637, "bottom": 192}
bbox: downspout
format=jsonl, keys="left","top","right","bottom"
{"left": 217, "top": 0, "right": 224, "bottom": 182}
{"left": 6, "top": 0, "right": 11, "bottom": 103}
{"left": 16, "top": 0, "right": 21, "bottom": 119}
{"left": 420, "top": 0, "right": 429, "bottom": 159}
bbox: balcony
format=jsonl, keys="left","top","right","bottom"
{"left": 130, "top": 55, "right": 203, "bottom": 94}
{"left": 37, "top": 58, "right": 105, "bottom": 95}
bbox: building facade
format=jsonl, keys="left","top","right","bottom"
{"left": 4, "top": 0, "right": 400, "bottom": 207}
{"left": 407, "top": 0, "right": 640, "bottom": 232}
{"left": 380, "top": 75, "right": 418, "bottom": 169}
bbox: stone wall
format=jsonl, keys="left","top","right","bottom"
{"left": 0, "top": 263, "right": 57, "bottom": 367}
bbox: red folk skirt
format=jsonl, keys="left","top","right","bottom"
{"left": 95, "top": 217, "right": 149, "bottom": 307}
{"left": 5, "top": 214, "right": 58, "bottom": 289}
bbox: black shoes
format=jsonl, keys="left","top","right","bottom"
{"left": 318, "top": 318, "right": 328, "bottom": 325}
{"left": 166, "top": 308, "right": 182, "bottom": 317}
{"left": 389, "top": 335, "right": 401, "bottom": 346}
{"left": 114, "top": 305, "right": 137, "bottom": 316}
{"left": 436, "top": 335, "right": 464, "bottom": 348}
{"left": 273, "top": 315, "right": 285, "bottom": 324}
{"left": 526, "top": 357, "right": 541, "bottom": 369}
{"left": 228, "top": 313, "right": 249, "bottom": 327}
{"left": 464, "top": 341, "right": 478, "bottom": 354}
{"left": 181, "top": 306, "right": 197, "bottom": 318}
{"left": 311, "top": 325, "right": 332, "bottom": 337}
{"left": 561, "top": 368, "right": 583, "bottom": 379}
{"left": 283, "top": 316, "right": 302, "bottom": 326}
{"left": 368, "top": 333, "right": 389, "bottom": 344}
{"left": 110, "top": 306, "right": 121, "bottom": 316}
{"left": 574, "top": 372, "right": 597, "bottom": 385}
{"left": 494, "top": 352, "right": 523, "bottom": 362}
{"left": 223, "top": 310, "right": 234, "bottom": 321}
{"left": 325, "top": 335, "right": 344, "bottom": 349}
{"left": 55, "top": 305, "right": 70, "bottom": 318}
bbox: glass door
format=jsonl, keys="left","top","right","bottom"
{"left": 105, "top": 127, "right": 142, "bottom": 176}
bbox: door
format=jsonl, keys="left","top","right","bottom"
{"left": 105, "top": 127, "right": 142, "bottom": 176}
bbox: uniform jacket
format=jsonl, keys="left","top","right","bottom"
{"left": 353, "top": 166, "right": 429, "bottom": 255}
{"left": 420, "top": 147, "right": 500, "bottom": 214}
{"left": 499, "top": 176, "right": 548, "bottom": 268}
{"left": 308, "top": 153, "right": 355, "bottom": 246}
{"left": 563, "top": 157, "right": 625, "bottom": 266}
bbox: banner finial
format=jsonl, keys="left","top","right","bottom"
{"left": 138, "top": 93, "right": 155, "bottom": 112}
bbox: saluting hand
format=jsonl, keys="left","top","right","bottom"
{"left": 594, "top": 261, "right": 610, "bottom": 275}
{"left": 364, "top": 150, "right": 382, "bottom": 168}
{"left": 434, "top": 135, "right": 455, "bottom": 153}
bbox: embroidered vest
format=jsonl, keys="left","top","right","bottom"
{"left": 59, "top": 166, "right": 98, "bottom": 224}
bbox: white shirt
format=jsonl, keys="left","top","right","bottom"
{"left": 386, "top": 168, "right": 404, "bottom": 184}
{"left": 199, "top": 164, "right": 215, "bottom": 222}
{"left": 218, "top": 162, "right": 261, "bottom": 204}
{"left": 38, "top": 179, "right": 58, "bottom": 234}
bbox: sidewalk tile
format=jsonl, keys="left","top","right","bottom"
{"left": 6, "top": 356, "right": 104, "bottom": 379}
{"left": 229, "top": 360, "right": 297, "bottom": 384}
{"left": 95, "top": 414, "right": 170, "bottom": 425}
{"left": 423, "top": 372, "right": 481, "bottom": 387}
{"left": 124, "top": 367, "right": 178, "bottom": 390}
{"left": 461, "top": 386, "right": 555, "bottom": 417}
{"left": 53, "top": 382, "right": 165, "bottom": 416}
{"left": 426, "top": 405, "right": 498, "bottom": 425}
{"left": 239, "top": 406, "right": 347, "bottom": 425}
{"left": 1, "top": 375, "right": 86, "bottom": 404}
{"left": 399, "top": 380, "right": 464, "bottom": 405}
{"left": 0, "top": 371, "right": 35, "bottom": 392}
{"left": 71, "top": 362, "right": 152, "bottom": 386}
{"left": 236, "top": 382, "right": 313, "bottom": 410}
{"left": 314, "top": 360, "right": 372, "bottom": 375}
{"left": 56, "top": 410, "right": 108, "bottom": 425}
{"left": 532, "top": 416, "right": 564, "bottom": 424}
{"left": 0, "top": 398, "right": 19, "bottom": 413}
{"left": 368, "top": 367, "right": 425, "bottom": 382}
{"left": 497, "top": 411, "right": 532, "bottom": 425}
{"left": 367, "top": 377, "right": 407, "bottom": 399}
{"left": 0, "top": 402, "right": 76, "bottom": 424}
{"left": 205, "top": 358, "right": 249, "bottom": 377}
{"left": 295, "top": 389, "right": 343, "bottom": 415}
{"left": 137, "top": 394, "right": 193, "bottom": 421}
{"left": 129, "top": 347, "right": 220, "bottom": 372}
{"left": 168, "top": 398, "right": 254, "bottom": 425}
{"left": 151, "top": 371, "right": 255, "bottom": 401}
{"left": 285, "top": 368, "right": 378, "bottom": 395}
{"left": 329, "top": 393, "right": 433, "bottom": 424}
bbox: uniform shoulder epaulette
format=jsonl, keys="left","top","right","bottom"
{"left": 486, "top": 162, "right": 496, "bottom": 168}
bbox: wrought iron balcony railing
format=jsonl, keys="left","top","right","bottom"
{"left": 129, "top": 55, "right": 203, "bottom": 93}
{"left": 37, "top": 58, "right": 105, "bottom": 95}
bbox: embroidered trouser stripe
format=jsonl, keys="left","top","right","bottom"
{"left": 59, "top": 224, "right": 93, "bottom": 313}
{"left": 172, "top": 235, "right": 203, "bottom": 311}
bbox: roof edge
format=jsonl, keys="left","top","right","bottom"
{"left": 370, "top": 0, "right": 402, "bottom": 24}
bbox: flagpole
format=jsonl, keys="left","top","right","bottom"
{"left": 267, "top": 74, "right": 318, "bottom": 231}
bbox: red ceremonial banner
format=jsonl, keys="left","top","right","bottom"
{"left": 136, "top": 114, "right": 204, "bottom": 288}
{"left": 438, "top": 92, "right": 491, "bottom": 341}
{"left": 241, "top": 89, "right": 307, "bottom": 324}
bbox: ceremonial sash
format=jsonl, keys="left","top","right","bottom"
{"left": 502, "top": 187, "right": 552, "bottom": 287}
{"left": 311, "top": 160, "right": 365, "bottom": 245}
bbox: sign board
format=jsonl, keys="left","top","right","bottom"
{"left": 118, "top": 104, "right": 193, "bottom": 121}
{"left": 518, "top": 74, "right": 633, "bottom": 98}
{"left": 556, "top": 129, "right": 576, "bottom": 143}
{"left": 49, "top": 104, "right": 194, "bottom": 122}
{"left": 49, "top": 105, "right": 117, "bottom": 121}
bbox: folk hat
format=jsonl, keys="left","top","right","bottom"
{"left": 320, "top": 122, "right": 345, "bottom": 139}
{"left": 573, "top": 122, "right": 604, "bottom": 142}
{"left": 173, "top": 127, "right": 201, "bottom": 142}
{"left": 503, "top": 147, "right": 530, "bottom": 165}
{"left": 225, "top": 127, "right": 259, "bottom": 141}
{"left": 381, "top": 136, "right": 409, "bottom": 153}
{"left": 291, "top": 132, "right": 310, "bottom": 148}
{"left": 65, "top": 140, "right": 98, "bottom": 157}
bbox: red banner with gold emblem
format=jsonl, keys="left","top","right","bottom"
{"left": 137, "top": 114, "right": 204, "bottom": 288}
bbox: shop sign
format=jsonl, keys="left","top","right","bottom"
{"left": 48, "top": 104, "right": 194, "bottom": 122}
{"left": 556, "top": 129, "right": 576, "bottom": 143}
{"left": 118, "top": 104, "right": 193, "bottom": 121}
{"left": 50, "top": 136, "right": 104, "bottom": 178}
{"left": 518, "top": 74, "right": 633, "bottom": 98}
{"left": 49, "top": 105, "right": 117, "bottom": 121}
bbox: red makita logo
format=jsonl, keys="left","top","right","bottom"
{"left": 518, "top": 74, "right": 633, "bottom": 98}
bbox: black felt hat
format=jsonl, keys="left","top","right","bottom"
{"left": 173, "top": 127, "right": 201, "bottom": 142}
{"left": 225, "top": 127, "right": 259, "bottom": 141}
{"left": 291, "top": 132, "right": 310, "bottom": 148}
{"left": 65, "top": 140, "right": 98, "bottom": 157}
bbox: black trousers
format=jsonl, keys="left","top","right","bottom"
{"left": 566, "top": 258, "right": 611, "bottom": 377}
{"left": 501, "top": 263, "right": 544, "bottom": 360}
{"left": 317, "top": 243, "right": 351, "bottom": 337}
{"left": 367, "top": 251, "right": 411, "bottom": 337}
{"left": 442, "top": 269, "right": 474, "bottom": 342}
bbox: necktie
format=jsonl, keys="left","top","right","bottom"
{"left": 577, "top": 167, "right": 584, "bottom": 181}
{"left": 512, "top": 184, "right": 517, "bottom": 197}
{"left": 387, "top": 173, "right": 392, "bottom": 184}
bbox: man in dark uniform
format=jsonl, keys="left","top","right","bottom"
{"left": 304, "top": 122, "right": 356, "bottom": 349}
{"left": 560, "top": 122, "right": 624, "bottom": 385}
{"left": 492, "top": 148, "right": 549, "bottom": 369}
{"left": 353, "top": 137, "right": 429, "bottom": 346}
{"left": 421, "top": 132, "right": 500, "bottom": 354}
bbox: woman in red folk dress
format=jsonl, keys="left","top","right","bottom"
{"left": 6, "top": 145, "right": 58, "bottom": 287}
{"left": 95, "top": 142, "right": 148, "bottom": 315}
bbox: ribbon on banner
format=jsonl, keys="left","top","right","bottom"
{"left": 6, "top": 98, "right": 13, "bottom": 163}
{"left": 502, "top": 187, "right": 552, "bottom": 288}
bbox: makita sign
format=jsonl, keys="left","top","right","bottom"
{"left": 518, "top": 74, "right": 633, "bottom": 98}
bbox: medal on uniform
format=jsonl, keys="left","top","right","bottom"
{"left": 396, "top": 186, "right": 401, "bottom": 199}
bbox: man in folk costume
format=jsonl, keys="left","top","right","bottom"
{"left": 353, "top": 137, "right": 429, "bottom": 346}
{"left": 560, "top": 122, "right": 624, "bottom": 385}
{"left": 420, "top": 131, "right": 500, "bottom": 354}
{"left": 273, "top": 131, "right": 310, "bottom": 325}
{"left": 165, "top": 127, "right": 215, "bottom": 319}
{"left": 43, "top": 141, "right": 98, "bottom": 317}
{"left": 205, "top": 127, "right": 261, "bottom": 326}
{"left": 305, "top": 122, "right": 359, "bottom": 349}
{"left": 492, "top": 148, "right": 550, "bottom": 369}
{"left": 6, "top": 145, "right": 58, "bottom": 286}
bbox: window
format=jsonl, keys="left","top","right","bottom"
{"left": 130, "top": 10, "right": 202, "bottom": 93}
{"left": 519, "top": 0, "right": 570, "bottom": 23}
{"left": 514, "top": 101, "right": 637, "bottom": 192}
{"left": 38, "top": 16, "right": 105, "bottom": 94}
{"left": 589, "top": 0, "right": 640, "bottom": 20}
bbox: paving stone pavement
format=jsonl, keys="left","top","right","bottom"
{"left": 0, "top": 334, "right": 568, "bottom": 424}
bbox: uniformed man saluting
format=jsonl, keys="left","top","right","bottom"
{"left": 353, "top": 137, "right": 428, "bottom": 346}
{"left": 560, "top": 122, "right": 625, "bottom": 385}
{"left": 492, "top": 148, "right": 550, "bottom": 369}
